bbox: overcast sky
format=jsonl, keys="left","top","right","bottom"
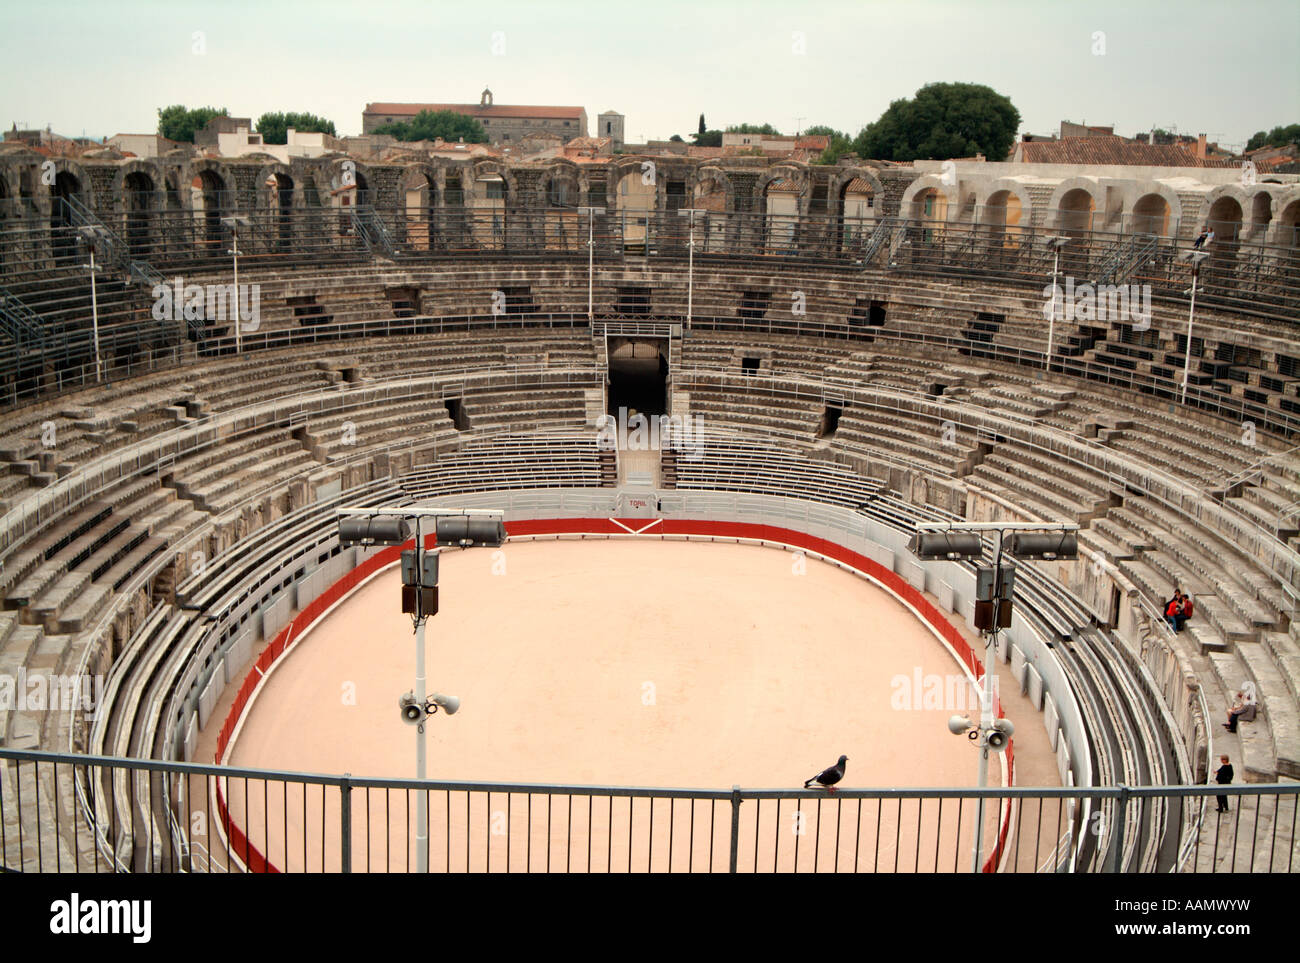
{"left": 2, "top": 0, "right": 1297, "bottom": 151}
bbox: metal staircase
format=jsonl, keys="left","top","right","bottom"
{"left": 1096, "top": 232, "right": 1158, "bottom": 286}
{"left": 860, "top": 216, "right": 900, "bottom": 266}
{"left": 351, "top": 205, "right": 398, "bottom": 258}
{"left": 0, "top": 288, "right": 45, "bottom": 349}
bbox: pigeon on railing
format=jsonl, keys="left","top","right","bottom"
{"left": 804, "top": 755, "right": 848, "bottom": 792}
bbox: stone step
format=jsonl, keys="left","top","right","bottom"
{"left": 1207, "top": 650, "right": 1275, "bottom": 782}
{"left": 1236, "top": 642, "right": 1300, "bottom": 780}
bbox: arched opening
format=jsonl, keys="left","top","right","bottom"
{"left": 983, "top": 189, "right": 1024, "bottom": 240}
{"left": 124, "top": 171, "right": 155, "bottom": 259}
{"left": 1206, "top": 196, "right": 1243, "bottom": 245}
{"left": 693, "top": 176, "right": 728, "bottom": 251}
{"left": 540, "top": 172, "right": 579, "bottom": 251}
{"left": 1131, "top": 193, "right": 1171, "bottom": 237}
{"left": 49, "top": 171, "right": 80, "bottom": 262}
{"left": 404, "top": 173, "right": 437, "bottom": 251}
{"left": 764, "top": 179, "right": 799, "bottom": 255}
{"left": 190, "top": 169, "right": 227, "bottom": 253}
{"left": 1056, "top": 188, "right": 1095, "bottom": 234}
{"left": 607, "top": 338, "right": 668, "bottom": 418}
{"left": 473, "top": 172, "right": 507, "bottom": 250}
{"left": 268, "top": 171, "right": 293, "bottom": 250}
{"left": 910, "top": 187, "right": 947, "bottom": 246}
{"left": 616, "top": 169, "right": 656, "bottom": 254}
{"left": 839, "top": 177, "right": 874, "bottom": 253}
{"left": 1278, "top": 200, "right": 1300, "bottom": 250}
{"left": 1247, "top": 193, "right": 1273, "bottom": 242}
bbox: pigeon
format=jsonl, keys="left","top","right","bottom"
{"left": 804, "top": 755, "right": 848, "bottom": 792}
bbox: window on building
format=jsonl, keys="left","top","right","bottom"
{"left": 606, "top": 121, "right": 612, "bottom": 134}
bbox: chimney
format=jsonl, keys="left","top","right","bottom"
{"left": 1197, "top": 133, "right": 1207, "bottom": 159}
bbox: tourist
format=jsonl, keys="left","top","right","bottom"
{"left": 1214, "top": 755, "right": 1234, "bottom": 813}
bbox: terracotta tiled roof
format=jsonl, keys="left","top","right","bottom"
{"left": 766, "top": 179, "right": 799, "bottom": 192}
{"left": 843, "top": 177, "right": 875, "bottom": 194}
{"left": 365, "top": 102, "right": 584, "bottom": 120}
{"left": 1017, "top": 136, "right": 1236, "bottom": 168}
{"left": 794, "top": 135, "right": 830, "bottom": 150}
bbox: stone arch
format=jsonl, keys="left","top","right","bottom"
{"left": 398, "top": 164, "right": 439, "bottom": 250}
{"left": 755, "top": 164, "right": 809, "bottom": 214}
{"left": 1206, "top": 194, "right": 1244, "bottom": 243}
{"left": 1125, "top": 181, "right": 1182, "bottom": 236}
{"left": 1247, "top": 188, "right": 1274, "bottom": 241}
{"left": 977, "top": 179, "right": 1031, "bottom": 230}
{"left": 539, "top": 160, "right": 580, "bottom": 207}
{"left": 1267, "top": 193, "right": 1300, "bottom": 248}
{"left": 830, "top": 167, "right": 883, "bottom": 215}
{"left": 692, "top": 167, "right": 731, "bottom": 211}
{"left": 1045, "top": 177, "right": 1103, "bottom": 233}
{"left": 901, "top": 176, "right": 958, "bottom": 222}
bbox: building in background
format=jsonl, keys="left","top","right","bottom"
{"left": 596, "top": 111, "right": 625, "bottom": 151}
{"left": 362, "top": 89, "right": 587, "bottom": 145}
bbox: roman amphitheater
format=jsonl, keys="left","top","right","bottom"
{"left": 0, "top": 145, "right": 1297, "bottom": 873}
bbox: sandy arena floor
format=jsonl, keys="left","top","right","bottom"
{"left": 219, "top": 538, "right": 1054, "bottom": 871}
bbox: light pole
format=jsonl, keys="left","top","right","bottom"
{"left": 1043, "top": 236, "right": 1071, "bottom": 372}
{"left": 677, "top": 209, "right": 705, "bottom": 329}
{"left": 909, "top": 520, "right": 1079, "bottom": 872}
{"left": 338, "top": 505, "right": 506, "bottom": 873}
{"left": 578, "top": 207, "right": 600, "bottom": 321}
{"left": 76, "top": 225, "right": 109, "bottom": 383}
{"left": 221, "top": 216, "right": 250, "bottom": 353}
{"left": 1180, "top": 250, "right": 1210, "bottom": 405}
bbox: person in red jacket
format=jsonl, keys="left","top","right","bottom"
{"left": 1164, "top": 591, "right": 1183, "bottom": 632}
{"left": 1175, "top": 593, "right": 1194, "bottom": 631}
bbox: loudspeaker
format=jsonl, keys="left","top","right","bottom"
{"left": 401, "top": 585, "right": 439, "bottom": 617}
{"left": 339, "top": 516, "right": 409, "bottom": 546}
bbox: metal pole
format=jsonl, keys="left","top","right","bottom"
{"left": 587, "top": 208, "right": 594, "bottom": 322}
{"left": 972, "top": 533, "right": 1004, "bottom": 873}
{"left": 414, "top": 517, "right": 428, "bottom": 873}
{"left": 687, "top": 212, "right": 695, "bottom": 330}
{"left": 232, "top": 227, "right": 242, "bottom": 353}
{"left": 1181, "top": 265, "right": 1198, "bottom": 405}
{"left": 1045, "top": 248, "right": 1059, "bottom": 371}
{"left": 89, "top": 247, "right": 101, "bottom": 383}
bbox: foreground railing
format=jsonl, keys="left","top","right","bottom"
{"left": 1, "top": 749, "right": 1294, "bottom": 873}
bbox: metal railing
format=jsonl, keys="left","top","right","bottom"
{"left": 1, "top": 749, "right": 1294, "bottom": 873}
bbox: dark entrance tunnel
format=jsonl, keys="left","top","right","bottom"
{"left": 608, "top": 340, "right": 668, "bottom": 417}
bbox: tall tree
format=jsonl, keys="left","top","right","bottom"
{"left": 852, "top": 83, "right": 1020, "bottom": 162}
{"left": 698, "top": 114, "right": 706, "bottom": 136}
{"left": 372, "top": 110, "right": 488, "bottom": 144}
{"left": 156, "top": 105, "right": 229, "bottom": 143}
{"left": 256, "top": 111, "right": 337, "bottom": 145}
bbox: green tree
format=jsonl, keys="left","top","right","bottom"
{"left": 256, "top": 111, "right": 337, "bottom": 145}
{"left": 156, "top": 105, "right": 229, "bottom": 143}
{"left": 669, "top": 134, "right": 684, "bottom": 142}
{"left": 692, "top": 129, "right": 722, "bottom": 147}
{"left": 852, "top": 83, "right": 1020, "bottom": 162}
{"left": 698, "top": 114, "right": 706, "bottom": 136}
{"left": 804, "top": 125, "right": 854, "bottom": 164}
{"left": 726, "top": 122, "right": 781, "bottom": 135}
{"left": 373, "top": 110, "right": 488, "bottom": 143}
{"left": 1246, "top": 124, "right": 1300, "bottom": 152}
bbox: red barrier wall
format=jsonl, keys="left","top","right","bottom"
{"left": 213, "top": 518, "right": 1014, "bottom": 873}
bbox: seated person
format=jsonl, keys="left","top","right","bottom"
{"left": 1174, "top": 593, "right": 1194, "bottom": 631}
{"left": 1164, "top": 591, "right": 1183, "bottom": 632}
